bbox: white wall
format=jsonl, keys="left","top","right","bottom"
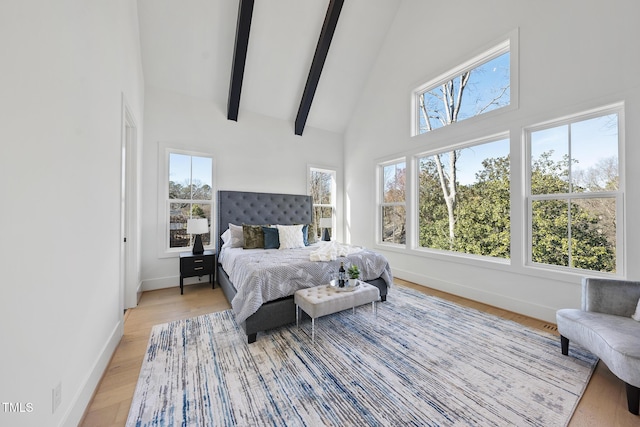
{"left": 0, "top": 1, "right": 144, "bottom": 426}
{"left": 345, "top": 0, "right": 640, "bottom": 323}
{"left": 140, "top": 86, "right": 344, "bottom": 290}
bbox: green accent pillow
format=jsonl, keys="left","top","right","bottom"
{"left": 242, "top": 224, "right": 267, "bottom": 249}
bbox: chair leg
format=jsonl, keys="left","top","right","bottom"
{"left": 560, "top": 335, "right": 569, "bottom": 355}
{"left": 626, "top": 383, "right": 640, "bottom": 415}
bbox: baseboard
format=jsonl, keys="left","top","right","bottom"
{"left": 392, "top": 268, "right": 558, "bottom": 324}
{"left": 142, "top": 275, "right": 209, "bottom": 292}
{"left": 60, "top": 320, "right": 123, "bottom": 427}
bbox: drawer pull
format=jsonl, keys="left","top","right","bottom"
{"left": 194, "top": 267, "right": 204, "bottom": 271}
{"left": 194, "top": 259, "right": 203, "bottom": 263}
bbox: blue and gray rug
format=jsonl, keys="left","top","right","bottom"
{"left": 127, "top": 286, "right": 597, "bottom": 426}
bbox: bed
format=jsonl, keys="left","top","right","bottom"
{"left": 216, "top": 190, "right": 392, "bottom": 343}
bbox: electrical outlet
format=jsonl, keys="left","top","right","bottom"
{"left": 52, "top": 382, "right": 62, "bottom": 414}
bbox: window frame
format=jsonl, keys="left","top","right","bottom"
{"left": 524, "top": 103, "right": 624, "bottom": 276}
{"left": 377, "top": 158, "right": 407, "bottom": 247}
{"left": 308, "top": 166, "right": 337, "bottom": 240}
{"left": 157, "top": 144, "right": 215, "bottom": 257}
{"left": 411, "top": 30, "right": 518, "bottom": 137}
{"left": 413, "top": 133, "right": 511, "bottom": 260}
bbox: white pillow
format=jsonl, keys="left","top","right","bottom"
{"left": 220, "top": 229, "right": 231, "bottom": 249}
{"left": 276, "top": 224, "right": 305, "bottom": 249}
{"left": 228, "top": 223, "right": 244, "bottom": 248}
{"left": 632, "top": 298, "right": 640, "bottom": 321}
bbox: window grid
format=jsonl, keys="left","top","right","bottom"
{"left": 526, "top": 105, "right": 622, "bottom": 274}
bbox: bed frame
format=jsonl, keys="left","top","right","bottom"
{"left": 216, "top": 190, "right": 388, "bottom": 343}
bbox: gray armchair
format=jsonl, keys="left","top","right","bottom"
{"left": 556, "top": 277, "right": 640, "bottom": 415}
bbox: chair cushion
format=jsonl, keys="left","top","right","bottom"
{"left": 557, "top": 308, "right": 640, "bottom": 387}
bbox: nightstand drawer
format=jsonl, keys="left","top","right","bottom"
{"left": 180, "top": 255, "right": 214, "bottom": 275}
{"left": 179, "top": 250, "right": 216, "bottom": 294}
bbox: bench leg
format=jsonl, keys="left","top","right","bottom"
{"left": 560, "top": 335, "right": 569, "bottom": 355}
{"left": 311, "top": 317, "right": 315, "bottom": 344}
{"left": 626, "top": 383, "right": 640, "bottom": 415}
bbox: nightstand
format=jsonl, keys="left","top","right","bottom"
{"left": 179, "top": 250, "right": 215, "bottom": 295}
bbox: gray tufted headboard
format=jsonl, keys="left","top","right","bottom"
{"left": 217, "top": 190, "right": 313, "bottom": 253}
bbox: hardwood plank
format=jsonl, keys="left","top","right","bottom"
{"left": 80, "top": 279, "right": 638, "bottom": 426}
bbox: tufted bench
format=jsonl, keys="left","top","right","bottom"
{"left": 295, "top": 282, "right": 380, "bottom": 343}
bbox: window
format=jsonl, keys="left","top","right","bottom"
{"left": 166, "top": 151, "right": 213, "bottom": 251}
{"left": 417, "top": 137, "right": 510, "bottom": 258}
{"left": 309, "top": 167, "right": 336, "bottom": 240}
{"left": 380, "top": 160, "right": 406, "bottom": 244}
{"left": 413, "top": 40, "right": 511, "bottom": 135}
{"left": 527, "top": 106, "right": 622, "bottom": 273}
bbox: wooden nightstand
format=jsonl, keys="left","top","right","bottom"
{"left": 179, "top": 250, "right": 215, "bottom": 295}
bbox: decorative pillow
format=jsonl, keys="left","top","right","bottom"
{"left": 307, "top": 224, "right": 317, "bottom": 245}
{"left": 262, "top": 226, "right": 280, "bottom": 249}
{"left": 221, "top": 229, "right": 231, "bottom": 248}
{"left": 243, "top": 224, "right": 266, "bottom": 249}
{"left": 302, "top": 224, "right": 309, "bottom": 246}
{"left": 632, "top": 298, "right": 640, "bottom": 321}
{"left": 276, "top": 224, "right": 305, "bottom": 249}
{"left": 228, "top": 223, "right": 244, "bottom": 248}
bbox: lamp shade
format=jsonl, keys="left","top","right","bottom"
{"left": 319, "top": 218, "right": 332, "bottom": 229}
{"left": 187, "top": 218, "right": 209, "bottom": 235}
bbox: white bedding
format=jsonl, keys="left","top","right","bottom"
{"left": 220, "top": 242, "right": 393, "bottom": 324}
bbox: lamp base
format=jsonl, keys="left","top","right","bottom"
{"left": 192, "top": 234, "right": 204, "bottom": 254}
{"left": 322, "top": 228, "right": 331, "bottom": 241}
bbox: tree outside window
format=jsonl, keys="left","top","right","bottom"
{"left": 309, "top": 168, "right": 336, "bottom": 239}
{"left": 168, "top": 153, "right": 213, "bottom": 249}
{"left": 528, "top": 111, "right": 620, "bottom": 273}
{"left": 381, "top": 161, "right": 406, "bottom": 244}
{"left": 417, "top": 52, "right": 510, "bottom": 134}
{"left": 418, "top": 139, "right": 510, "bottom": 257}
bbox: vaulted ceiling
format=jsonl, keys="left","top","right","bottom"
{"left": 137, "top": 0, "right": 401, "bottom": 135}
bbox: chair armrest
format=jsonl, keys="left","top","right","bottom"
{"left": 582, "top": 277, "right": 640, "bottom": 316}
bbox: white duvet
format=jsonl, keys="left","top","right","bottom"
{"left": 308, "top": 240, "right": 362, "bottom": 261}
{"left": 219, "top": 242, "right": 393, "bottom": 324}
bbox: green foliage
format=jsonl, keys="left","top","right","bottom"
{"left": 419, "top": 154, "right": 510, "bottom": 258}
{"left": 347, "top": 264, "right": 360, "bottom": 279}
{"left": 191, "top": 204, "right": 206, "bottom": 218}
{"left": 418, "top": 150, "right": 616, "bottom": 272}
{"left": 169, "top": 180, "right": 212, "bottom": 200}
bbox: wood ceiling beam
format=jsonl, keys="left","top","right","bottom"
{"left": 227, "top": 0, "right": 255, "bottom": 121}
{"left": 294, "top": 0, "right": 344, "bottom": 136}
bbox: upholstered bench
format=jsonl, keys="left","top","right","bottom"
{"left": 294, "top": 282, "right": 380, "bottom": 343}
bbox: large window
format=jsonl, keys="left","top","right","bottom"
{"left": 309, "top": 167, "right": 336, "bottom": 240}
{"left": 380, "top": 161, "right": 406, "bottom": 244}
{"left": 527, "top": 106, "right": 622, "bottom": 273}
{"left": 414, "top": 40, "right": 511, "bottom": 135}
{"left": 166, "top": 151, "right": 213, "bottom": 250}
{"left": 417, "top": 138, "right": 510, "bottom": 258}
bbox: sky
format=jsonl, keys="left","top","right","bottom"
{"left": 169, "top": 153, "right": 212, "bottom": 187}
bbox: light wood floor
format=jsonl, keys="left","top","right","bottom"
{"left": 81, "top": 279, "right": 639, "bottom": 426}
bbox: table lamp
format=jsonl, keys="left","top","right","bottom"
{"left": 187, "top": 218, "right": 209, "bottom": 254}
{"left": 319, "top": 217, "right": 332, "bottom": 241}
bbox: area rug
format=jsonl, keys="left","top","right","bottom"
{"left": 126, "top": 286, "right": 597, "bottom": 426}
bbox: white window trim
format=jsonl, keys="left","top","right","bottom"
{"left": 524, "top": 103, "right": 625, "bottom": 276}
{"left": 410, "top": 29, "right": 519, "bottom": 137}
{"left": 411, "top": 132, "right": 511, "bottom": 260}
{"left": 377, "top": 158, "right": 407, "bottom": 247}
{"left": 157, "top": 143, "right": 215, "bottom": 258}
{"left": 308, "top": 166, "right": 337, "bottom": 237}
